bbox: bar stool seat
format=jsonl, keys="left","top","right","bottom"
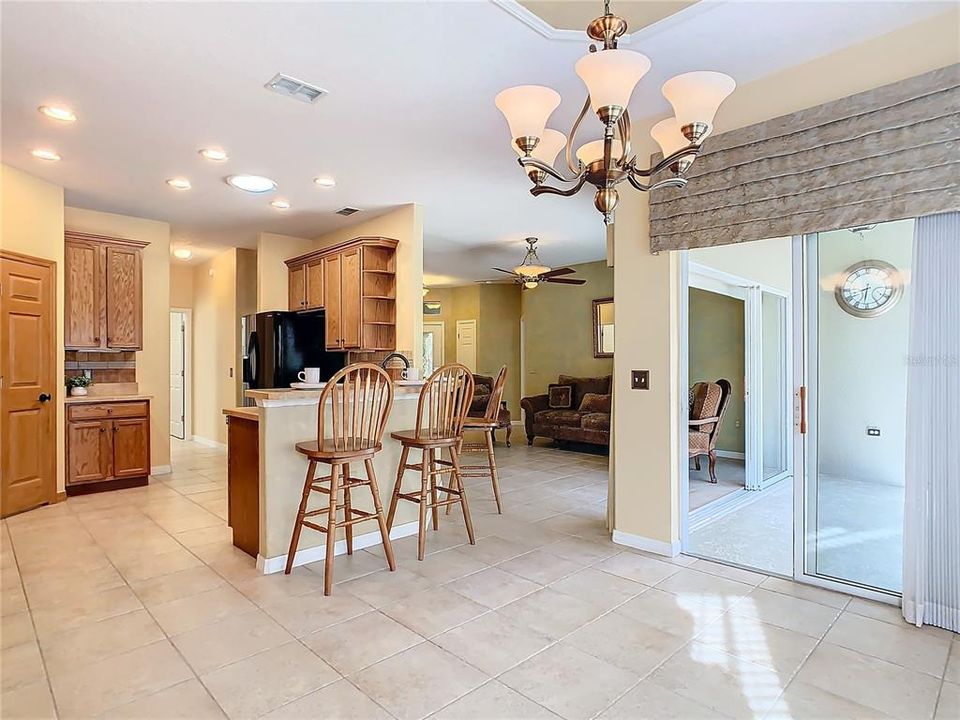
{"left": 389, "top": 430, "right": 459, "bottom": 448}
{"left": 295, "top": 439, "right": 382, "bottom": 460}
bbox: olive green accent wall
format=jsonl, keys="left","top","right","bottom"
{"left": 521, "top": 260, "right": 614, "bottom": 399}
{"left": 688, "top": 287, "right": 745, "bottom": 454}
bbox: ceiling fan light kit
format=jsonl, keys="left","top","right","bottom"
{"left": 495, "top": 0, "right": 735, "bottom": 225}
{"left": 492, "top": 237, "right": 587, "bottom": 289}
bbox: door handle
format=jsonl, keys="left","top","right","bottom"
{"left": 799, "top": 385, "right": 807, "bottom": 435}
{"left": 38, "top": 393, "right": 51, "bottom": 403}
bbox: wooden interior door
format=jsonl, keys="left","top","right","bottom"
{"left": 305, "top": 259, "right": 324, "bottom": 309}
{"left": 64, "top": 240, "right": 101, "bottom": 348}
{"left": 112, "top": 418, "right": 150, "bottom": 478}
{"left": 104, "top": 245, "right": 142, "bottom": 349}
{"left": 288, "top": 264, "right": 305, "bottom": 310}
{"left": 323, "top": 254, "right": 342, "bottom": 349}
{"left": 1, "top": 252, "right": 57, "bottom": 516}
{"left": 340, "top": 248, "right": 362, "bottom": 349}
{"left": 67, "top": 420, "right": 111, "bottom": 484}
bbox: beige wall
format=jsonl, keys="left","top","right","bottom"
{"left": 611, "top": 11, "right": 959, "bottom": 550}
{"left": 256, "top": 232, "right": 312, "bottom": 312}
{"left": 192, "top": 249, "right": 239, "bottom": 446}
{"left": 314, "top": 205, "right": 424, "bottom": 363}
{"left": 689, "top": 237, "right": 792, "bottom": 292}
{"left": 170, "top": 264, "right": 194, "bottom": 308}
{"left": 63, "top": 206, "right": 171, "bottom": 472}
{"left": 1, "top": 165, "right": 67, "bottom": 492}
{"left": 688, "top": 288, "right": 745, "bottom": 454}
{"left": 521, "top": 260, "right": 614, "bottom": 398}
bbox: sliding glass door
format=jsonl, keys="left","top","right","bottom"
{"left": 796, "top": 222, "right": 913, "bottom": 596}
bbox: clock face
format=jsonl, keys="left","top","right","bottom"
{"left": 835, "top": 260, "right": 903, "bottom": 318}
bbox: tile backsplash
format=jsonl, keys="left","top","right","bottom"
{"left": 65, "top": 350, "right": 136, "bottom": 384}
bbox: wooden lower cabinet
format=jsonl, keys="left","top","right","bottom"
{"left": 66, "top": 400, "right": 151, "bottom": 494}
{"left": 225, "top": 414, "right": 259, "bottom": 558}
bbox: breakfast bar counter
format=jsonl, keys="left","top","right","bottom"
{"left": 241, "top": 381, "right": 426, "bottom": 572}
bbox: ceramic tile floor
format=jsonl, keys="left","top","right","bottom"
{"left": 2, "top": 439, "right": 957, "bottom": 719}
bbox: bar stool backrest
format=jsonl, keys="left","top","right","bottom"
{"left": 480, "top": 366, "right": 508, "bottom": 423}
{"left": 415, "top": 363, "right": 475, "bottom": 440}
{"left": 317, "top": 363, "right": 395, "bottom": 451}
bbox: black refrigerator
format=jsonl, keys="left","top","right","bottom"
{"left": 242, "top": 310, "right": 346, "bottom": 404}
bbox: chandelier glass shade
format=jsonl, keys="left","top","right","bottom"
{"left": 495, "top": 0, "right": 735, "bottom": 225}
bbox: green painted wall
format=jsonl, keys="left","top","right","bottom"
{"left": 688, "top": 287, "right": 745, "bottom": 454}
{"left": 521, "top": 260, "right": 614, "bottom": 399}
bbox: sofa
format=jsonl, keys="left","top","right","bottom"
{"left": 521, "top": 374, "right": 611, "bottom": 447}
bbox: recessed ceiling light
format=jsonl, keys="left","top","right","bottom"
{"left": 38, "top": 105, "right": 76, "bottom": 123}
{"left": 199, "top": 148, "right": 228, "bottom": 162}
{"left": 166, "top": 177, "right": 191, "bottom": 190}
{"left": 226, "top": 174, "right": 276, "bottom": 193}
{"left": 30, "top": 148, "right": 61, "bottom": 161}
{"left": 270, "top": 199, "right": 291, "bottom": 210}
{"left": 173, "top": 247, "right": 193, "bottom": 260}
{"left": 313, "top": 176, "right": 336, "bottom": 188}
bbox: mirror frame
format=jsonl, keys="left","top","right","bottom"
{"left": 592, "top": 297, "right": 614, "bottom": 358}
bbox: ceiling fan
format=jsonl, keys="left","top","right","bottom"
{"left": 491, "top": 237, "right": 587, "bottom": 289}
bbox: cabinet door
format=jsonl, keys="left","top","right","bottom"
{"left": 67, "top": 420, "right": 111, "bottom": 484}
{"left": 323, "top": 255, "right": 342, "bottom": 349}
{"left": 305, "top": 259, "right": 324, "bottom": 309}
{"left": 288, "top": 264, "right": 306, "bottom": 310}
{"left": 64, "top": 241, "right": 102, "bottom": 349}
{"left": 340, "top": 248, "right": 362, "bottom": 349}
{"left": 112, "top": 418, "right": 150, "bottom": 479}
{"left": 104, "top": 246, "right": 142, "bottom": 349}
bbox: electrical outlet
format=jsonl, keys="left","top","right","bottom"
{"left": 735, "top": 420, "right": 741, "bottom": 428}
{"left": 867, "top": 426, "right": 881, "bottom": 437}
{"left": 631, "top": 370, "right": 649, "bottom": 390}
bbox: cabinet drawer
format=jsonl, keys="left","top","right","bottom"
{"left": 68, "top": 401, "right": 149, "bottom": 421}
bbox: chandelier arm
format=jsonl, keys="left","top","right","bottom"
{"left": 518, "top": 156, "right": 583, "bottom": 184}
{"left": 530, "top": 175, "right": 589, "bottom": 198}
{"left": 565, "top": 96, "right": 592, "bottom": 176}
{"left": 631, "top": 145, "right": 703, "bottom": 178}
{"left": 627, "top": 174, "right": 688, "bottom": 192}
{"left": 617, "top": 110, "right": 631, "bottom": 167}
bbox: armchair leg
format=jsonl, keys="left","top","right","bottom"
{"left": 694, "top": 456, "right": 701, "bottom": 471}
{"left": 708, "top": 450, "right": 718, "bottom": 484}
{"left": 526, "top": 435, "right": 535, "bottom": 446}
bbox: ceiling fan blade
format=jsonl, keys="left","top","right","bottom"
{"left": 545, "top": 277, "right": 587, "bottom": 285}
{"left": 539, "top": 267, "right": 575, "bottom": 278}
{"left": 492, "top": 268, "right": 516, "bottom": 275}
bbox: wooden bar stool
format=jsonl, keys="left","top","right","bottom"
{"left": 286, "top": 363, "right": 396, "bottom": 595}
{"left": 386, "top": 363, "right": 475, "bottom": 560}
{"left": 451, "top": 366, "right": 507, "bottom": 515}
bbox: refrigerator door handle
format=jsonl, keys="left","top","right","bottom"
{"left": 247, "top": 331, "right": 259, "bottom": 388}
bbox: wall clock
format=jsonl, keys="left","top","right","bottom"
{"left": 834, "top": 259, "right": 903, "bottom": 318}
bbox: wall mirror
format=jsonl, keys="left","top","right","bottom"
{"left": 593, "top": 297, "right": 614, "bottom": 358}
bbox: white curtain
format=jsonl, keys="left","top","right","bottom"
{"left": 902, "top": 212, "right": 960, "bottom": 631}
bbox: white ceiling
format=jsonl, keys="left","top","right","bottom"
{"left": 1, "top": 1, "right": 950, "bottom": 284}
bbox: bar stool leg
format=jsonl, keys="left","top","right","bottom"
{"left": 343, "top": 462, "right": 353, "bottom": 555}
{"left": 417, "top": 450, "right": 430, "bottom": 560}
{"left": 448, "top": 446, "right": 476, "bottom": 545}
{"left": 446, "top": 439, "right": 462, "bottom": 517}
{"left": 323, "top": 463, "right": 341, "bottom": 596}
{"left": 485, "top": 429, "right": 503, "bottom": 514}
{"left": 429, "top": 448, "right": 440, "bottom": 531}
{"left": 285, "top": 460, "right": 316, "bottom": 575}
{"left": 386, "top": 445, "right": 409, "bottom": 531}
{"left": 365, "top": 458, "right": 396, "bottom": 571}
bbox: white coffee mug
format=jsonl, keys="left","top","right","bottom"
{"left": 298, "top": 367, "right": 321, "bottom": 383}
{"left": 401, "top": 367, "right": 420, "bottom": 381}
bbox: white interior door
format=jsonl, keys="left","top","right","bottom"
{"left": 170, "top": 311, "right": 185, "bottom": 439}
{"left": 456, "top": 319, "right": 477, "bottom": 372}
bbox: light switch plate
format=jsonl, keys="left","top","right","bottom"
{"left": 631, "top": 370, "right": 649, "bottom": 390}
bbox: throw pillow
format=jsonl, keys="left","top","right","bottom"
{"left": 579, "top": 392, "right": 611, "bottom": 414}
{"left": 548, "top": 384, "right": 573, "bottom": 409}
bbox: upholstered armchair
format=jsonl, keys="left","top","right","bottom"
{"left": 688, "top": 379, "right": 732, "bottom": 484}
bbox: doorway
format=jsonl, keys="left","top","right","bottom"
{"left": 422, "top": 322, "right": 444, "bottom": 377}
{"left": 1, "top": 251, "right": 58, "bottom": 516}
{"left": 456, "top": 319, "right": 477, "bottom": 372}
{"left": 170, "top": 309, "right": 191, "bottom": 440}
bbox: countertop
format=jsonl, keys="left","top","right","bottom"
{"left": 64, "top": 394, "right": 152, "bottom": 405}
{"left": 246, "top": 380, "right": 426, "bottom": 403}
{"left": 223, "top": 406, "right": 260, "bottom": 421}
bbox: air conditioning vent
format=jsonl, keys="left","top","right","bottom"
{"left": 264, "top": 73, "right": 328, "bottom": 104}
{"left": 335, "top": 207, "right": 361, "bottom": 217}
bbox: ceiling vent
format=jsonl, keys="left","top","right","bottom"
{"left": 335, "top": 207, "right": 361, "bottom": 217}
{"left": 264, "top": 73, "right": 328, "bottom": 104}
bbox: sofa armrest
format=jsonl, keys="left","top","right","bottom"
{"left": 520, "top": 394, "right": 549, "bottom": 435}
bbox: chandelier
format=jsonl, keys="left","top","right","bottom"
{"left": 495, "top": 0, "right": 735, "bottom": 225}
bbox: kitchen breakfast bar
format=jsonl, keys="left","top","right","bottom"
{"left": 223, "top": 381, "right": 427, "bottom": 573}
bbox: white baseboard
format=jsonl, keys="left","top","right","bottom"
{"left": 257, "top": 520, "right": 420, "bottom": 574}
{"left": 716, "top": 450, "right": 745, "bottom": 460}
{"left": 612, "top": 529, "right": 681, "bottom": 558}
{"left": 150, "top": 465, "right": 172, "bottom": 476}
{"left": 191, "top": 435, "right": 227, "bottom": 451}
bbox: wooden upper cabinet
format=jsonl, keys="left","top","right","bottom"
{"left": 64, "top": 241, "right": 102, "bottom": 348}
{"left": 64, "top": 232, "right": 147, "bottom": 351}
{"left": 323, "top": 254, "right": 342, "bottom": 350}
{"left": 305, "top": 259, "right": 324, "bottom": 310}
{"left": 340, "top": 248, "right": 362, "bottom": 350}
{"left": 288, "top": 264, "right": 305, "bottom": 310}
